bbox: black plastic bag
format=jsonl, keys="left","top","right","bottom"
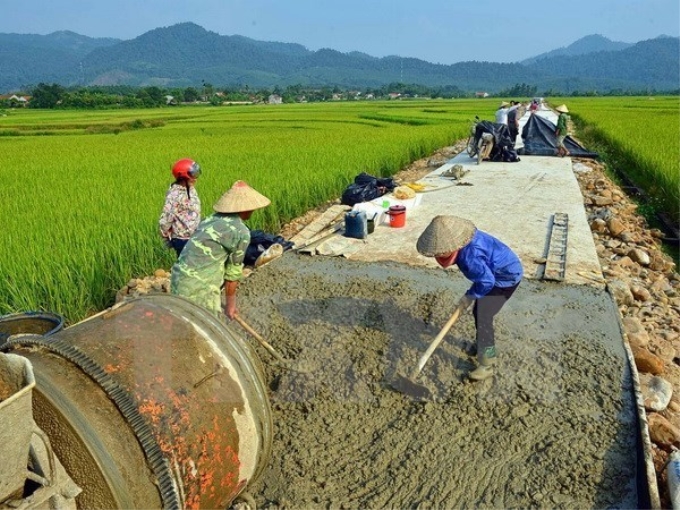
{"left": 519, "top": 114, "right": 598, "bottom": 158}
{"left": 475, "top": 121, "right": 516, "bottom": 162}
{"left": 341, "top": 172, "right": 397, "bottom": 206}
{"left": 502, "top": 146, "right": 521, "bottom": 162}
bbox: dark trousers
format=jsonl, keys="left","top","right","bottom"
{"left": 170, "top": 238, "right": 188, "bottom": 257}
{"left": 473, "top": 283, "right": 519, "bottom": 359}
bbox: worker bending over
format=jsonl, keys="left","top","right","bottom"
{"left": 417, "top": 215, "right": 523, "bottom": 381}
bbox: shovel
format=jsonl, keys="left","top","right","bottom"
{"left": 389, "top": 302, "right": 465, "bottom": 399}
{"left": 233, "top": 315, "right": 310, "bottom": 373}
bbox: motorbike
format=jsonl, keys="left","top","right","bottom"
{"left": 465, "top": 116, "right": 480, "bottom": 158}
{"left": 467, "top": 118, "right": 518, "bottom": 165}
{"left": 466, "top": 116, "right": 495, "bottom": 165}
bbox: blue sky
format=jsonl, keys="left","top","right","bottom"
{"left": 3, "top": 0, "right": 678, "bottom": 64}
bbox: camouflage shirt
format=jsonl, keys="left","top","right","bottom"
{"left": 556, "top": 112, "right": 569, "bottom": 133}
{"left": 170, "top": 213, "right": 250, "bottom": 315}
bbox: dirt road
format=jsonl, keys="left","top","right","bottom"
{"left": 238, "top": 254, "right": 639, "bottom": 509}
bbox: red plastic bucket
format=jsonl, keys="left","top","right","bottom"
{"left": 387, "top": 205, "right": 406, "bottom": 228}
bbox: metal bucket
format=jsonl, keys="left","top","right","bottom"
{"left": 0, "top": 353, "right": 36, "bottom": 502}
{"left": 0, "top": 311, "right": 64, "bottom": 346}
{"left": 2, "top": 295, "right": 272, "bottom": 509}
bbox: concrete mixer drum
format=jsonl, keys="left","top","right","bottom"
{"left": 1, "top": 295, "right": 273, "bottom": 509}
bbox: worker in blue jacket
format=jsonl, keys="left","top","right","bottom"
{"left": 417, "top": 215, "right": 523, "bottom": 381}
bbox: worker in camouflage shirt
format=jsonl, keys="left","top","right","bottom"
{"left": 555, "top": 104, "right": 570, "bottom": 157}
{"left": 171, "top": 180, "right": 270, "bottom": 318}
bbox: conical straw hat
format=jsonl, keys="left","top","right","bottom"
{"left": 555, "top": 104, "right": 569, "bottom": 113}
{"left": 416, "top": 215, "right": 476, "bottom": 256}
{"left": 499, "top": 101, "right": 510, "bottom": 108}
{"left": 213, "top": 180, "right": 271, "bottom": 213}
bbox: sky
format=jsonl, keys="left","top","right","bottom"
{"left": 3, "top": 0, "right": 679, "bottom": 64}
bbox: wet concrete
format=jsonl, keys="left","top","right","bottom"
{"left": 234, "top": 107, "right": 644, "bottom": 507}
{"left": 239, "top": 254, "right": 640, "bottom": 509}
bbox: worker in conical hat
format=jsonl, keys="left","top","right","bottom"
{"left": 171, "top": 180, "right": 270, "bottom": 319}
{"left": 554, "top": 104, "right": 570, "bottom": 157}
{"left": 495, "top": 101, "right": 510, "bottom": 126}
{"left": 416, "top": 215, "right": 523, "bottom": 381}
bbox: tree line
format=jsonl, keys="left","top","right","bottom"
{"left": 3, "top": 82, "right": 678, "bottom": 110}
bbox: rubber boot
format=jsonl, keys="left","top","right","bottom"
{"left": 469, "top": 346, "right": 496, "bottom": 381}
{"left": 464, "top": 342, "right": 477, "bottom": 357}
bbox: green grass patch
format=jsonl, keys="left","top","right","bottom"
{"left": 559, "top": 96, "right": 679, "bottom": 226}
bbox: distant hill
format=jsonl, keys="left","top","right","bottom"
{"left": 0, "top": 30, "right": 120, "bottom": 91}
{"left": 0, "top": 23, "right": 677, "bottom": 93}
{"left": 525, "top": 36, "right": 680, "bottom": 91}
{"left": 80, "top": 23, "right": 308, "bottom": 87}
{"left": 0, "top": 30, "right": 119, "bottom": 58}
{"left": 521, "top": 34, "right": 633, "bottom": 65}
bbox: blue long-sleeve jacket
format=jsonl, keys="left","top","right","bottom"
{"left": 456, "top": 230, "right": 523, "bottom": 299}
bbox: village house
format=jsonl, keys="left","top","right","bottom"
{"left": 0, "top": 94, "right": 30, "bottom": 107}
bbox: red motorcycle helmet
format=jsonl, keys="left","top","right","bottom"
{"left": 172, "top": 158, "right": 201, "bottom": 180}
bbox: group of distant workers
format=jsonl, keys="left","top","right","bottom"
{"left": 494, "top": 98, "right": 571, "bottom": 156}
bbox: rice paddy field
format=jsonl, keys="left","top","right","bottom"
{"left": 1, "top": 97, "right": 676, "bottom": 323}
{"left": 0, "top": 100, "right": 479, "bottom": 322}
{"left": 559, "top": 96, "right": 680, "bottom": 226}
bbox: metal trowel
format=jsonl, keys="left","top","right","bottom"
{"left": 389, "top": 303, "right": 464, "bottom": 399}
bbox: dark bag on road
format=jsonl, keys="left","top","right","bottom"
{"left": 475, "top": 121, "right": 516, "bottom": 162}
{"left": 502, "top": 146, "right": 520, "bottom": 162}
{"left": 341, "top": 172, "right": 397, "bottom": 206}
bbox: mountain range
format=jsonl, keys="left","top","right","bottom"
{"left": 1, "top": 23, "right": 678, "bottom": 93}
{"left": 520, "top": 34, "right": 634, "bottom": 65}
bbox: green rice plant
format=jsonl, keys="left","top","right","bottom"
{"left": 554, "top": 96, "right": 680, "bottom": 225}
{"left": 0, "top": 100, "right": 483, "bottom": 322}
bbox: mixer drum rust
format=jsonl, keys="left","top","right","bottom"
{"left": 4, "top": 295, "right": 273, "bottom": 509}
